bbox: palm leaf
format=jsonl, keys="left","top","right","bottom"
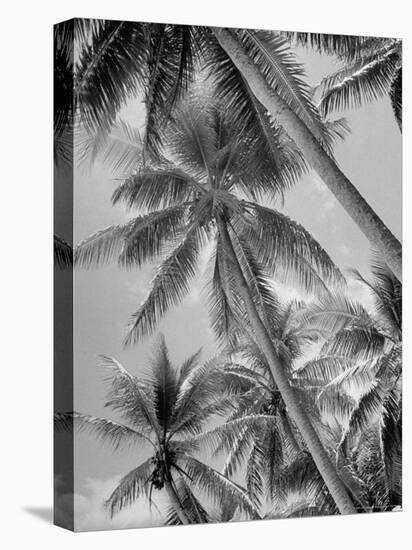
{"left": 206, "top": 235, "right": 245, "bottom": 348}
{"left": 149, "top": 334, "right": 179, "bottom": 433}
{"left": 294, "top": 355, "right": 358, "bottom": 386}
{"left": 323, "top": 325, "right": 386, "bottom": 363}
{"left": 189, "top": 414, "right": 277, "bottom": 457}
{"left": 389, "top": 65, "right": 402, "bottom": 130}
{"left": 54, "top": 234, "right": 73, "bottom": 269}
{"left": 75, "top": 204, "right": 188, "bottom": 269}
{"left": 170, "top": 357, "right": 225, "bottom": 437}
{"left": 76, "top": 119, "right": 143, "bottom": 175}
{"left": 143, "top": 25, "right": 200, "bottom": 156}
{"left": 75, "top": 20, "right": 147, "bottom": 135}
{"left": 100, "top": 355, "right": 161, "bottom": 438}
{"left": 177, "top": 348, "right": 203, "bottom": 386}
{"left": 237, "top": 204, "right": 344, "bottom": 293}
{"left": 112, "top": 165, "right": 200, "bottom": 211}
{"left": 106, "top": 458, "right": 153, "bottom": 517}
{"left": 281, "top": 32, "right": 374, "bottom": 62}
{"left": 54, "top": 412, "right": 152, "bottom": 451}
{"left": 124, "top": 226, "right": 202, "bottom": 345}
{"left": 181, "top": 456, "right": 260, "bottom": 518}
{"left": 318, "top": 49, "right": 400, "bottom": 116}
{"left": 228, "top": 226, "right": 283, "bottom": 335}
{"left": 233, "top": 29, "right": 333, "bottom": 152}
{"left": 203, "top": 33, "right": 307, "bottom": 197}
{"left": 165, "top": 475, "right": 210, "bottom": 525}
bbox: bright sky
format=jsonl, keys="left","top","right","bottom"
{"left": 54, "top": 41, "right": 401, "bottom": 531}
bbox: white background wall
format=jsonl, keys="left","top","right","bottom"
{"left": 1, "top": 1, "right": 410, "bottom": 548}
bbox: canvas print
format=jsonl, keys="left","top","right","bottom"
{"left": 54, "top": 19, "right": 402, "bottom": 531}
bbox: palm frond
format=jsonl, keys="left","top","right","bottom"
{"left": 381, "top": 390, "right": 402, "bottom": 505}
{"left": 181, "top": 456, "right": 260, "bottom": 518}
{"left": 170, "top": 357, "right": 225, "bottom": 437}
{"left": 112, "top": 165, "right": 199, "bottom": 211}
{"left": 74, "top": 223, "right": 131, "bottom": 268}
{"left": 340, "top": 344, "right": 401, "bottom": 450}
{"left": 281, "top": 32, "right": 375, "bottom": 62}
{"left": 75, "top": 204, "right": 188, "bottom": 269}
{"left": 54, "top": 21, "right": 75, "bottom": 159}
{"left": 75, "top": 20, "right": 147, "bottom": 135}
{"left": 245, "top": 443, "right": 266, "bottom": 507}
{"left": 222, "top": 363, "right": 272, "bottom": 395}
{"left": 167, "top": 99, "right": 218, "bottom": 181}
{"left": 189, "top": 414, "right": 276, "bottom": 457}
{"left": 149, "top": 334, "right": 179, "bottom": 432}
{"left": 54, "top": 234, "right": 73, "bottom": 269}
{"left": 323, "top": 117, "right": 351, "bottom": 145}
{"left": 124, "top": 226, "right": 202, "bottom": 345}
{"left": 318, "top": 49, "right": 400, "bottom": 116}
{"left": 54, "top": 412, "right": 152, "bottom": 450}
{"left": 100, "top": 355, "right": 161, "bottom": 438}
{"left": 177, "top": 348, "right": 203, "bottom": 386}
{"left": 165, "top": 475, "right": 210, "bottom": 525}
{"left": 237, "top": 204, "right": 344, "bottom": 293}
{"left": 316, "top": 386, "right": 357, "bottom": 423}
{"left": 234, "top": 29, "right": 334, "bottom": 152}
{"left": 322, "top": 361, "right": 377, "bottom": 395}
{"left": 222, "top": 427, "right": 254, "bottom": 479}
{"left": 206, "top": 235, "right": 245, "bottom": 348}
{"left": 228, "top": 226, "right": 283, "bottom": 335}
{"left": 389, "top": 65, "right": 402, "bottom": 130}
{"left": 294, "top": 355, "right": 356, "bottom": 386}
{"left": 355, "top": 255, "right": 402, "bottom": 338}
{"left": 143, "top": 25, "right": 200, "bottom": 156}
{"left": 323, "top": 325, "right": 386, "bottom": 363}
{"left": 296, "top": 291, "right": 369, "bottom": 335}
{"left": 203, "top": 33, "right": 307, "bottom": 197}
{"left": 106, "top": 458, "right": 153, "bottom": 517}
{"left": 274, "top": 451, "right": 335, "bottom": 512}
{"left": 76, "top": 119, "right": 143, "bottom": 175}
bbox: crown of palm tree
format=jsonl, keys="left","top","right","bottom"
{"left": 76, "top": 98, "right": 343, "bottom": 347}
{"left": 290, "top": 257, "right": 402, "bottom": 510}
{"left": 184, "top": 299, "right": 338, "bottom": 513}
{"left": 283, "top": 32, "right": 402, "bottom": 129}
{"left": 56, "top": 19, "right": 338, "bottom": 162}
{"left": 55, "top": 336, "right": 260, "bottom": 523}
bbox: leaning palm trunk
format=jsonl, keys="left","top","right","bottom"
{"left": 213, "top": 28, "right": 402, "bottom": 283}
{"left": 217, "top": 217, "right": 357, "bottom": 514}
{"left": 164, "top": 478, "right": 190, "bottom": 525}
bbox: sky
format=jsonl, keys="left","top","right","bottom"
{"left": 54, "top": 39, "right": 402, "bottom": 531}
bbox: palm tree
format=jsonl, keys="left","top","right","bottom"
{"left": 214, "top": 301, "right": 314, "bottom": 504}
{"left": 211, "top": 28, "right": 402, "bottom": 281}
{"left": 283, "top": 33, "right": 402, "bottom": 130}
{"left": 76, "top": 100, "right": 356, "bottom": 514}
{"left": 57, "top": 19, "right": 402, "bottom": 280}
{"left": 55, "top": 336, "right": 258, "bottom": 525}
{"left": 293, "top": 257, "right": 402, "bottom": 510}
{"left": 214, "top": 299, "right": 358, "bottom": 516}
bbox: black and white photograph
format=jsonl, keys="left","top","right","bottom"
{"left": 3, "top": 2, "right": 410, "bottom": 548}
{"left": 53, "top": 17, "right": 402, "bottom": 531}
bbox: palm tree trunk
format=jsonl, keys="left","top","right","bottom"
{"left": 212, "top": 28, "right": 402, "bottom": 283}
{"left": 164, "top": 478, "right": 190, "bottom": 525}
{"left": 217, "top": 217, "right": 357, "bottom": 514}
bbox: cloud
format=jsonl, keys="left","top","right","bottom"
{"left": 55, "top": 475, "right": 167, "bottom": 532}
{"left": 310, "top": 172, "right": 338, "bottom": 218}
